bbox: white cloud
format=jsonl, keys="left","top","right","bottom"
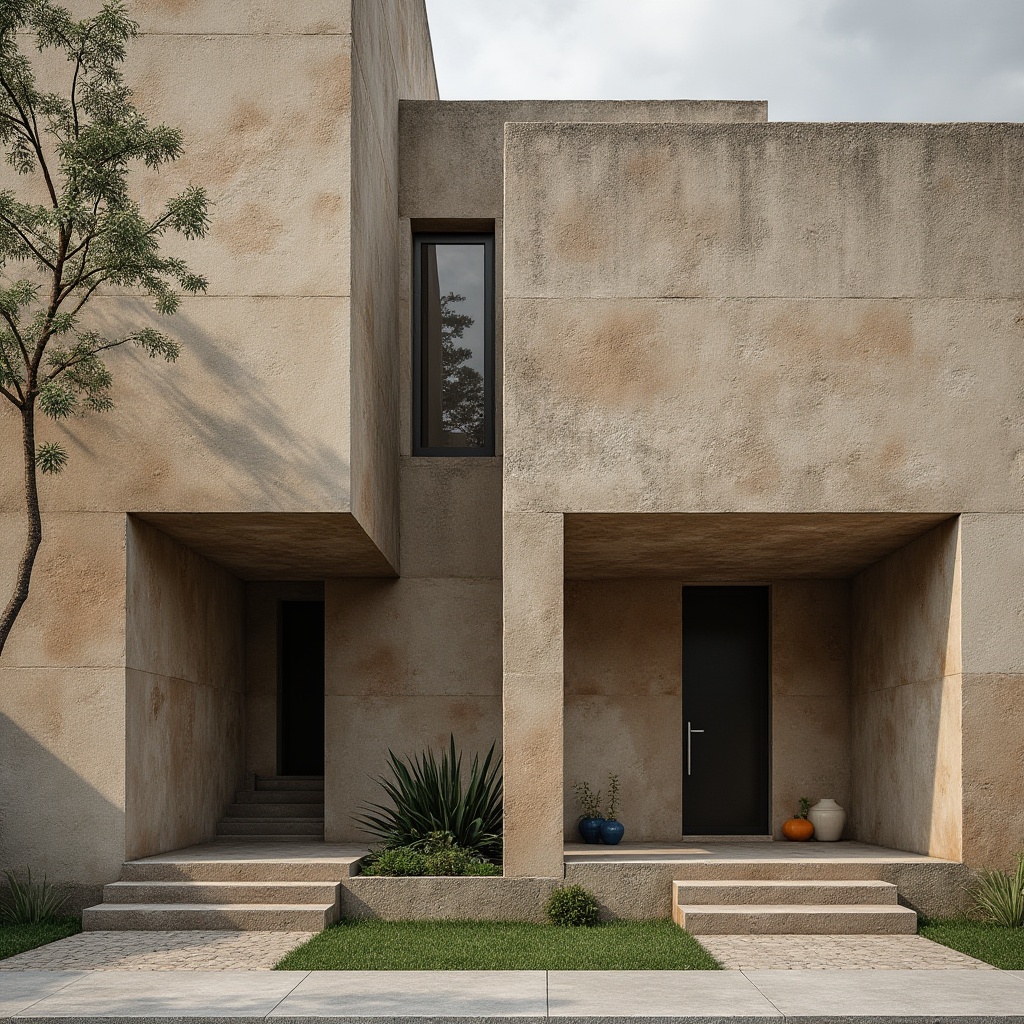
{"left": 424, "top": 0, "right": 1024, "bottom": 121}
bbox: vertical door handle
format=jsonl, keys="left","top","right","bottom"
{"left": 687, "top": 721, "right": 704, "bottom": 776}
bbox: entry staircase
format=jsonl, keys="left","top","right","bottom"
{"left": 673, "top": 879, "right": 918, "bottom": 934}
{"left": 83, "top": 776, "right": 341, "bottom": 931}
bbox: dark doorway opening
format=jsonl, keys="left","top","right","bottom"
{"left": 682, "top": 586, "right": 770, "bottom": 835}
{"left": 278, "top": 600, "right": 325, "bottom": 776}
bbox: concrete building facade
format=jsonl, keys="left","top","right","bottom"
{"left": 1, "top": 0, "right": 1023, "bottom": 909}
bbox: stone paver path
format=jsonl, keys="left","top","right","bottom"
{"left": 0, "top": 931, "right": 313, "bottom": 971}
{"left": 700, "top": 933, "right": 996, "bottom": 970}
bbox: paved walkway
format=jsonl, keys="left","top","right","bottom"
{"left": 700, "top": 933, "right": 996, "bottom": 969}
{"left": 0, "top": 968, "right": 1022, "bottom": 1020}
{"left": 0, "top": 932, "right": 313, "bottom": 971}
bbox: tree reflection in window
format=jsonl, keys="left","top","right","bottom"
{"left": 438, "top": 290, "right": 484, "bottom": 447}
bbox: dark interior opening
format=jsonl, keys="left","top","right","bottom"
{"left": 278, "top": 600, "right": 325, "bottom": 776}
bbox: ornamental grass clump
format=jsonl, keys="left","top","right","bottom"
{"left": 545, "top": 884, "right": 600, "bottom": 927}
{"left": 360, "top": 831, "right": 501, "bottom": 877}
{"left": 972, "top": 852, "right": 1024, "bottom": 927}
{"left": 356, "top": 736, "right": 502, "bottom": 862}
{"left": 1, "top": 868, "right": 66, "bottom": 925}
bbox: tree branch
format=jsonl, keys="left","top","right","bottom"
{"left": 44, "top": 336, "right": 127, "bottom": 382}
{"left": 0, "top": 305, "right": 29, "bottom": 365}
{"left": 0, "top": 213, "right": 55, "bottom": 269}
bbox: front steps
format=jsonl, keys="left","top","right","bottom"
{"left": 673, "top": 879, "right": 918, "bottom": 935}
{"left": 216, "top": 775, "right": 325, "bottom": 840}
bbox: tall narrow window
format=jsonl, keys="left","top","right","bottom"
{"left": 413, "top": 233, "right": 494, "bottom": 456}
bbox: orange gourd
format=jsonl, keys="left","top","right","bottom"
{"left": 782, "top": 817, "right": 814, "bottom": 841}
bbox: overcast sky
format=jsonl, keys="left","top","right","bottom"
{"left": 423, "top": 0, "right": 1024, "bottom": 122}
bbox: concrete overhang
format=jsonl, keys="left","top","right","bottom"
{"left": 564, "top": 512, "right": 955, "bottom": 580}
{"left": 134, "top": 512, "right": 397, "bottom": 580}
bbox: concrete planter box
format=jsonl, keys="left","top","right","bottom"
{"left": 339, "top": 875, "right": 561, "bottom": 922}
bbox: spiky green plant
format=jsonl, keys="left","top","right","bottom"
{"left": 972, "top": 853, "right": 1024, "bottom": 927}
{"left": 1, "top": 867, "right": 66, "bottom": 924}
{"left": 356, "top": 736, "right": 502, "bottom": 862}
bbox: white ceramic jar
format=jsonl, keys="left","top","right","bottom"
{"left": 807, "top": 798, "right": 846, "bottom": 842}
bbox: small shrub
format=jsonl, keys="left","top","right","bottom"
{"left": 546, "top": 884, "right": 600, "bottom": 927}
{"left": 972, "top": 853, "right": 1024, "bottom": 927}
{"left": 1, "top": 868, "right": 66, "bottom": 925}
{"left": 463, "top": 861, "right": 501, "bottom": 876}
{"left": 361, "top": 847, "right": 428, "bottom": 877}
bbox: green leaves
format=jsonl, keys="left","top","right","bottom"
{"left": 356, "top": 736, "right": 503, "bottom": 862}
{"left": 34, "top": 440, "right": 67, "bottom": 474}
{"left": 972, "top": 853, "right": 1024, "bottom": 928}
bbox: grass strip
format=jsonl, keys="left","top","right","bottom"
{"left": 920, "top": 918, "right": 1024, "bottom": 969}
{"left": 277, "top": 919, "right": 720, "bottom": 971}
{"left": 0, "top": 918, "right": 81, "bottom": 961}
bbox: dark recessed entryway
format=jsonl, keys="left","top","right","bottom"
{"left": 682, "top": 586, "right": 770, "bottom": 835}
{"left": 278, "top": 600, "right": 325, "bottom": 776}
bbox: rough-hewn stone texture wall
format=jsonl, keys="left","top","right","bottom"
{"left": 851, "top": 520, "right": 962, "bottom": 860}
{"left": 125, "top": 518, "right": 245, "bottom": 861}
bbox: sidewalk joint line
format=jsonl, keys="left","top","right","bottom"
{"left": 740, "top": 968, "right": 788, "bottom": 1020}
{"left": 264, "top": 968, "right": 311, "bottom": 1018}
{"left": 8, "top": 969, "right": 84, "bottom": 1017}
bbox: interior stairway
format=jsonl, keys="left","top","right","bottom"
{"left": 673, "top": 879, "right": 918, "bottom": 934}
{"left": 216, "top": 775, "right": 325, "bottom": 840}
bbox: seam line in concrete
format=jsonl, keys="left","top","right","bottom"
{"left": 264, "top": 968, "right": 311, "bottom": 1017}
{"left": 9, "top": 971, "right": 85, "bottom": 1016}
{"left": 741, "top": 969, "right": 787, "bottom": 1020}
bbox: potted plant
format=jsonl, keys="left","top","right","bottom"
{"left": 782, "top": 796, "right": 814, "bottom": 841}
{"left": 573, "top": 781, "right": 604, "bottom": 843}
{"left": 599, "top": 774, "right": 625, "bottom": 845}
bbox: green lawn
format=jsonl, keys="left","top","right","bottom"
{"left": 0, "top": 918, "right": 80, "bottom": 961}
{"left": 920, "top": 918, "right": 1024, "bottom": 969}
{"left": 276, "top": 919, "right": 720, "bottom": 971}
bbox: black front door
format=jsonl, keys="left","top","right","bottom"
{"left": 279, "top": 600, "right": 325, "bottom": 776}
{"left": 681, "top": 586, "right": 770, "bottom": 835}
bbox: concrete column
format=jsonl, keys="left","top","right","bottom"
{"left": 502, "top": 511, "right": 564, "bottom": 877}
{"left": 960, "top": 513, "right": 1024, "bottom": 868}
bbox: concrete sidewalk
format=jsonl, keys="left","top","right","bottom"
{"left": 0, "top": 969, "right": 1022, "bottom": 1022}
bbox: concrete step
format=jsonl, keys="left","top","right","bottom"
{"left": 233, "top": 790, "right": 327, "bottom": 805}
{"left": 121, "top": 858, "right": 359, "bottom": 883}
{"left": 256, "top": 776, "right": 324, "bottom": 792}
{"left": 216, "top": 818, "right": 324, "bottom": 837}
{"left": 673, "top": 903, "right": 918, "bottom": 935}
{"left": 83, "top": 902, "right": 337, "bottom": 932}
{"left": 224, "top": 802, "right": 324, "bottom": 818}
{"left": 674, "top": 879, "right": 898, "bottom": 906}
{"left": 102, "top": 880, "right": 340, "bottom": 905}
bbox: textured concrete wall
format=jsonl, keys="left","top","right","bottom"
{"left": 959, "top": 513, "right": 1024, "bottom": 869}
{"left": 125, "top": 519, "right": 245, "bottom": 860}
{"left": 0, "top": 513, "right": 127, "bottom": 895}
{"left": 0, "top": 1, "right": 354, "bottom": 518}
{"left": 324, "top": 459, "right": 502, "bottom": 843}
{"left": 851, "top": 520, "right": 962, "bottom": 860}
{"left": 563, "top": 579, "right": 850, "bottom": 842}
{"left": 503, "top": 122, "right": 1024, "bottom": 515}
{"left": 349, "top": 0, "right": 438, "bottom": 568}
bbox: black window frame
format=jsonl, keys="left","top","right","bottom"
{"left": 412, "top": 232, "right": 495, "bottom": 457}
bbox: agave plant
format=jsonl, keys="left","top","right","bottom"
{"left": 356, "top": 736, "right": 502, "bottom": 862}
{"left": 972, "top": 852, "right": 1024, "bottom": 927}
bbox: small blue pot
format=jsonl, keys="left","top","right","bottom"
{"left": 600, "top": 819, "right": 625, "bottom": 845}
{"left": 578, "top": 816, "right": 605, "bottom": 844}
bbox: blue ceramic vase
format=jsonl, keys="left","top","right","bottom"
{"left": 600, "top": 819, "right": 625, "bottom": 845}
{"left": 578, "top": 816, "right": 604, "bottom": 844}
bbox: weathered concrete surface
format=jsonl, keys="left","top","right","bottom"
{"left": 349, "top": 0, "right": 438, "bottom": 569}
{"left": 959, "top": 513, "right": 1024, "bottom": 868}
{"left": 851, "top": 520, "right": 962, "bottom": 861}
{"left": 125, "top": 518, "right": 245, "bottom": 861}
{"left": 503, "top": 512, "right": 564, "bottom": 877}
{"left": 0, "top": 514, "right": 126, "bottom": 891}
{"left": 399, "top": 100, "right": 767, "bottom": 219}
{"left": 564, "top": 513, "right": 953, "bottom": 579}
{"left": 503, "top": 122, "right": 1024, "bottom": 516}
{"left": 341, "top": 875, "right": 559, "bottom": 922}
{"left": 771, "top": 581, "right": 851, "bottom": 837}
